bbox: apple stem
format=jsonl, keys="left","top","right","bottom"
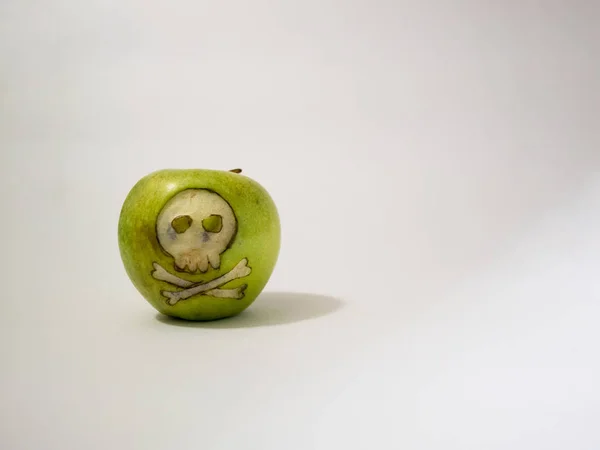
{"left": 229, "top": 168, "right": 242, "bottom": 174}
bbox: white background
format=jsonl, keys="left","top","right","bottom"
{"left": 1, "top": 1, "right": 599, "bottom": 449}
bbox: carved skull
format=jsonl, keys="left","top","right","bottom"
{"left": 156, "top": 189, "right": 237, "bottom": 273}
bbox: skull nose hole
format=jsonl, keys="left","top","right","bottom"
{"left": 202, "top": 215, "right": 223, "bottom": 233}
{"left": 171, "top": 215, "right": 193, "bottom": 233}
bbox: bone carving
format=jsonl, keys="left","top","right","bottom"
{"left": 152, "top": 259, "right": 251, "bottom": 305}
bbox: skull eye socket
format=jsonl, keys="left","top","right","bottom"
{"left": 202, "top": 214, "right": 223, "bottom": 233}
{"left": 171, "top": 215, "right": 193, "bottom": 234}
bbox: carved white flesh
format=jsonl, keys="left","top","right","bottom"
{"left": 156, "top": 189, "right": 237, "bottom": 273}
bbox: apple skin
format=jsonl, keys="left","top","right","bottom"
{"left": 118, "top": 169, "right": 281, "bottom": 321}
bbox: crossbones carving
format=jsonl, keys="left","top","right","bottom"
{"left": 151, "top": 258, "right": 252, "bottom": 305}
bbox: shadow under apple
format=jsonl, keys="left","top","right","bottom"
{"left": 154, "top": 291, "right": 344, "bottom": 328}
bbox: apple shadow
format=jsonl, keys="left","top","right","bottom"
{"left": 154, "top": 291, "right": 345, "bottom": 328}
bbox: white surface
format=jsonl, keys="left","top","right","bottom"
{"left": 1, "top": 1, "right": 599, "bottom": 449}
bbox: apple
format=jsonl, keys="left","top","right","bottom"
{"left": 118, "top": 168, "right": 281, "bottom": 321}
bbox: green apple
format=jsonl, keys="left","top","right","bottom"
{"left": 118, "top": 168, "right": 281, "bottom": 321}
